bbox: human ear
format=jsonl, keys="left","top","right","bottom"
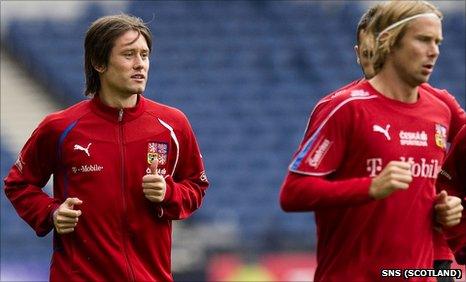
{"left": 354, "top": 45, "right": 361, "bottom": 65}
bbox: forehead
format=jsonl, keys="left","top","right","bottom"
{"left": 113, "top": 30, "right": 149, "bottom": 50}
{"left": 405, "top": 16, "right": 442, "bottom": 37}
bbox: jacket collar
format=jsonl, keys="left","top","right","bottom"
{"left": 90, "top": 94, "right": 146, "bottom": 123}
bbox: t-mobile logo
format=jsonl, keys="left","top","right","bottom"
{"left": 367, "top": 158, "right": 383, "bottom": 177}
{"left": 399, "top": 157, "right": 441, "bottom": 179}
{"left": 366, "top": 157, "right": 441, "bottom": 179}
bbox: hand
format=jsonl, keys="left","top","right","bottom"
{"left": 142, "top": 158, "right": 166, "bottom": 203}
{"left": 53, "top": 197, "right": 82, "bottom": 234}
{"left": 369, "top": 161, "right": 413, "bottom": 200}
{"left": 435, "top": 190, "right": 463, "bottom": 228}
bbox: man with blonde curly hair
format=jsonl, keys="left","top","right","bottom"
{"left": 280, "top": 1, "right": 463, "bottom": 280}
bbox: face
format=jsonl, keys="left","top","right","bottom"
{"left": 354, "top": 30, "right": 376, "bottom": 79}
{"left": 388, "top": 16, "right": 442, "bottom": 87}
{"left": 99, "top": 30, "right": 150, "bottom": 98}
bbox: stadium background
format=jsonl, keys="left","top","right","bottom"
{"left": 1, "top": 1, "right": 464, "bottom": 281}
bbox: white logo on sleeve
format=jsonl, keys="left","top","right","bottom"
{"left": 74, "top": 143, "right": 92, "bottom": 157}
{"left": 306, "top": 138, "right": 332, "bottom": 168}
{"left": 373, "top": 124, "right": 391, "bottom": 140}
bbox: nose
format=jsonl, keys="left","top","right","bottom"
{"left": 428, "top": 42, "right": 440, "bottom": 59}
{"left": 133, "top": 54, "right": 145, "bottom": 70}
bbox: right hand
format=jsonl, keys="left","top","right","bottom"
{"left": 53, "top": 197, "right": 83, "bottom": 234}
{"left": 142, "top": 158, "right": 167, "bottom": 203}
{"left": 369, "top": 161, "right": 413, "bottom": 200}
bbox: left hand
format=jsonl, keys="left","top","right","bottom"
{"left": 142, "top": 159, "right": 166, "bottom": 203}
{"left": 435, "top": 190, "right": 463, "bottom": 228}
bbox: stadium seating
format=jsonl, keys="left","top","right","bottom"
{"left": 0, "top": 144, "right": 52, "bottom": 280}
{"left": 2, "top": 1, "right": 464, "bottom": 258}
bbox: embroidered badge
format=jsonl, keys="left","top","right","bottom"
{"left": 434, "top": 124, "right": 447, "bottom": 150}
{"left": 147, "top": 142, "right": 168, "bottom": 165}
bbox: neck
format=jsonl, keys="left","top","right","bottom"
{"left": 98, "top": 91, "right": 138, "bottom": 109}
{"left": 369, "top": 65, "right": 419, "bottom": 103}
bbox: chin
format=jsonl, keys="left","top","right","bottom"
{"left": 414, "top": 74, "right": 430, "bottom": 85}
{"left": 421, "top": 76, "right": 430, "bottom": 84}
{"left": 130, "top": 88, "right": 145, "bottom": 95}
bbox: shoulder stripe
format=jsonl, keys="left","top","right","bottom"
{"left": 158, "top": 118, "right": 180, "bottom": 177}
{"left": 57, "top": 120, "right": 79, "bottom": 199}
{"left": 289, "top": 168, "right": 336, "bottom": 176}
{"left": 289, "top": 95, "right": 377, "bottom": 172}
{"left": 57, "top": 120, "right": 78, "bottom": 161}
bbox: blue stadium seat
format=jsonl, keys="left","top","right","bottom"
{"left": 3, "top": 2, "right": 464, "bottom": 254}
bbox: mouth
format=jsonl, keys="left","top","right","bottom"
{"left": 422, "top": 64, "right": 434, "bottom": 74}
{"left": 131, "top": 74, "right": 146, "bottom": 81}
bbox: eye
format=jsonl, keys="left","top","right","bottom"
{"left": 418, "top": 36, "right": 431, "bottom": 43}
{"left": 362, "top": 50, "right": 370, "bottom": 58}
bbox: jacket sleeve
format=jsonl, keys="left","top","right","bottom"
{"left": 437, "top": 125, "right": 466, "bottom": 259}
{"left": 454, "top": 245, "right": 466, "bottom": 265}
{"left": 280, "top": 172, "right": 373, "bottom": 211}
{"left": 3, "top": 117, "right": 61, "bottom": 236}
{"left": 280, "top": 95, "right": 376, "bottom": 211}
{"left": 437, "top": 125, "right": 466, "bottom": 199}
{"left": 158, "top": 115, "right": 209, "bottom": 220}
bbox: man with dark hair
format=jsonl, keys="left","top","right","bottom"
{"left": 4, "top": 14, "right": 209, "bottom": 281}
{"left": 280, "top": 1, "right": 463, "bottom": 280}
{"left": 354, "top": 4, "right": 381, "bottom": 79}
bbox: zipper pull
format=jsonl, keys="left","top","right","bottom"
{"left": 118, "top": 109, "right": 123, "bottom": 122}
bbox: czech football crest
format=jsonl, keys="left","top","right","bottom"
{"left": 147, "top": 142, "right": 168, "bottom": 165}
{"left": 434, "top": 124, "right": 447, "bottom": 150}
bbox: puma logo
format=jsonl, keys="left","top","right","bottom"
{"left": 74, "top": 143, "right": 92, "bottom": 157}
{"left": 373, "top": 124, "right": 391, "bottom": 140}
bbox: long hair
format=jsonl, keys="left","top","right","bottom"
{"left": 84, "top": 14, "right": 152, "bottom": 96}
{"left": 366, "top": 0, "right": 442, "bottom": 74}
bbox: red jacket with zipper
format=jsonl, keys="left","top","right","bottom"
{"left": 4, "top": 95, "right": 209, "bottom": 281}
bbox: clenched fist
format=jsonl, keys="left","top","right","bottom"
{"left": 435, "top": 190, "right": 463, "bottom": 228}
{"left": 53, "top": 197, "right": 82, "bottom": 234}
{"left": 142, "top": 158, "right": 167, "bottom": 203}
{"left": 369, "top": 161, "right": 413, "bottom": 200}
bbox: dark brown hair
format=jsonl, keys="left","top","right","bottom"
{"left": 84, "top": 14, "right": 152, "bottom": 96}
{"left": 356, "top": 4, "right": 381, "bottom": 45}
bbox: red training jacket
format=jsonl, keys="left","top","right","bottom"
{"left": 437, "top": 125, "right": 466, "bottom": 264}
{"left": 280, "top": 81, "right": 451, "bottom": 281}
{"left": 4, "top": 95, "right": 209, "bottom": 281}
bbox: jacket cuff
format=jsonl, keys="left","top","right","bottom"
{"left": 162, "top": 175, "right": 175, "bottom": 204}
{"left": 355, "top": 177, "right": 375, "bottom": 202}
{"left": 37, "top": 201, "right": 61, "bottom": 237}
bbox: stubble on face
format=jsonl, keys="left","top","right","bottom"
{"left": 390, "top": 17, "right": 442, "bottom": 87}
{"left": 100, "top": 30, "right": 150, "bottom": 102}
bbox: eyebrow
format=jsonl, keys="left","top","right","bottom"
{"left": 416, "top": 33, "right": 443, "bottom": 41}
{"left": 120, "top": 47, "right": 150, "bottom": 53}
